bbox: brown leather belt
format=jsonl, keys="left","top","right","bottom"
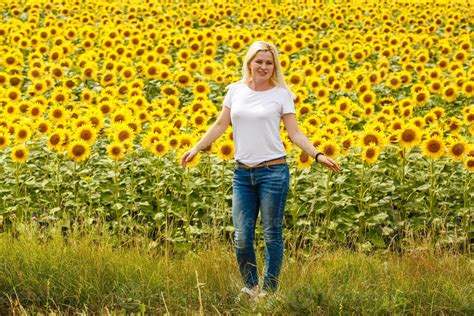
{"left": 237, "top": 158, "right": 286, "bottom": 169}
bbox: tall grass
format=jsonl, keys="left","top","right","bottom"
{"left": 1, "top": 223, "right": 472, "bottom": 315}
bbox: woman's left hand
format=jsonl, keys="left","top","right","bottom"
{"left": 317, "top": 155, "right": 342, "bottom": 173}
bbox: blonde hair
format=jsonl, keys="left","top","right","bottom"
{"left": 240, "top": 41, "right": 295, "bottom": 98}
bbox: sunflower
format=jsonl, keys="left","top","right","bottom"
{"left": 413, "top": 88, "right": 430, "bottom": 106}
{"left": 296, "top": 151, "right": 312, "bottom": 169}
{"left": 462, "top": 81, "right": 474, "bottom": 97}
{"left": 190, "top": 112, "right": 207, "bottom": 128}
{"left": 314, "top": 86, "right": 329, "bottom": 101}
{"left": 0, "top": 132, "right": 10, "bottom": 149}
{"left": 464, "top": 157, "right": 474, "bottom": 172}
{"left": 442, "top": 84, "right": 458, "bottom": 103}
{"left": 421, "top": 137, "right": 445, "bottom": 160}
{"left": 113, "top": 124, "right": 135, "bottom": 143}
{"left": 362, "top": 144, "right": 380, "bottom": 164}
{"left": 168, "top": 135, "right": 180, "bottom": 149}
{"left": 6, "top": 87, "right": 21, "bottom": 102}
{"left": 14, "top": 125, "right": 32, "bottom": 143}
{"left": 68, "top": 140, "right": 90, "bottom": 162}
{"left": 11, "top": 145, "right": 29, "bottom": 163}
{"left": 36, "top": 119, "right": 51, "bottom": 135}
{"left": 100, "top": 71, "right": 117, "bottom": 86}
{"left": 179, "top": 134, "right": 193, "bottom": 149}
{"left": 47, "top": 130, "right": 64, "bottom": 151}
{"left": 217, "top": 140, "right": 234, "bottom": 160}
{"left": 141, "top": 131, "right": 161, "bottom": 150}
{"left": 107, "top": 141, "right": 125, "bottom": 161}
{"left": 385, "top": 73, "right": 402, "bottom": 90}
{"left": 446, "top": 117, "right": 462, "bottom": 134}
{"left": 76, "top": 124, "right": 97, "bottom": 144}
{"left": 49, "top": 105, "right": 67, "bottom": 122}
{"left": 28, "top": 102, "right": 45, "bottom": 119}
{"left": 192, "top": 81, "right": 210, "bottom": 96}
{"left": 359, "top": 129, "right": 385, "bottom": 148}
{"left": 359, "top": 90, "right": 376, "bottom": 106}
{"left": 398, "top": 124, "right": 421, "bottom": 148}
{"left": 447, "top": 140, "right": 467, "bottom": 161}
{"left": 318, "top": 140, "right": 340, "bottom": 159}
{"left": 150, "top": 139, "right": 169, "bottom": 158}
{"left": 361, "top": 104, "right": 375, "bottom": 118}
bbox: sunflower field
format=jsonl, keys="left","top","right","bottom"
{"left": 0, "top": 0, "right": 472, "bottom": 251}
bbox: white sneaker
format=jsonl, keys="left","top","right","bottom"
{"left": 241, "top": 286, "right": 258, "bottom": 297}
{"left": 236, "top": 286, "right": 258, "bottom": 303}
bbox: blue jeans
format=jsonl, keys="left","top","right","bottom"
{"left": 232, "top": 163, "right": 290, "bottom": 292}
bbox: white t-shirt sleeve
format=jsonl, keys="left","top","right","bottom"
{"left": 281, "top": 89, "right": 296, "bottom": 115}
{"left": 223, "top": 83, "right": 235, "bottom": 109}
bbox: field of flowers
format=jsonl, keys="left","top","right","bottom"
{"left": 0, "top": 0, "right": 472, "bottom": 251}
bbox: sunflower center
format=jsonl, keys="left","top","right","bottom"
{"left": 401, "top": 129, "right": 415, "bottom": 142}
{"left": 324, "top": 145, "right": 335, "bottom": 156}
{"left": 81, "top": 130, "right": 92, "bottom": 140}
{"left": 299, "top": 153, "right": 309, "bottom": 163}
{"left": 220, "top": 145, "right": 232, "bottom": 155}
{"left": 151, "top": 143, "right": 163, "bottom": 153}
{"left": 468, "top": 160, "right": 474, "bottom": 168}
{"left": 118, "top": 131, "right": 130, "bottom": 141}
{"left": 15, "top": 150, "right": 25, "bottom": 159}
{"left": 366, "top": 148, "right": 375, "bottom": 158}
{"left": 427, "top": 140, "right": 441, "bottom": 153}
{"left": 111, "top": 146, "right": 122, "bottom": 156}
{"left": 452, "top": 144, "right": 465, "bottom": 156}
{"left": 416, "top": 93, "right": 426, "bottom": 102}
{"left": 73, "top": 145, "right": 86, "bottom": 156}
{"left": 363, "top": 135, "right": 378, "bottom": 146}
{"left": 53, "top": 109, "right": 63, "bottom": 118}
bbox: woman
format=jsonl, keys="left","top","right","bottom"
{"left": 180, "top": 41, "right": 341, "bottom": 299}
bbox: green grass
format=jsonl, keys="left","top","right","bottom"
{"left": 0, "top": 224, "right": 472, "bottom": 315}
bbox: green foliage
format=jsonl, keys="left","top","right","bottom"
{"left": 0, "top": 228, "right": 472, "bottom": 314}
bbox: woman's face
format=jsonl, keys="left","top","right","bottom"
{"left": 248, "top": 50, "right": 275, "bottom": 84}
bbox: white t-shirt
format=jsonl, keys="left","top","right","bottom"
{"left": 223, "top": 82, "right": 296, "bottom": 166}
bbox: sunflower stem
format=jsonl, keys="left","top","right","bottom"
{"left": 325, "top": 169, "right": 333, "bottom": 219}
{"left": 218, "top": 159, "right": 226, "bottom": 240}
{"left": 185, "top": 167, "right": 191, "bottom": 229}
{"left": 462, "top": 168, "right": 471, "bottom": 237}
{"left": 55, "top": 154, "right": 61, "bottom": 210}
{"left": 429, "top": 158, "right": 436, "bottom": 221}
{"left": 73, "top": 161, "right": 79, "bottom": 220}
{"left": 113, "top": 159, "right": 121, "bottom": 229}
{"left": 15, "top": 162, "right": 21, "bottom": 219}
{"left": 129, "top": 151, "right": 137, "bottom": 214}
{"left": 400, "top": 148, "right": 407, "bottom": 224}
{"left": 291, "top": 162, "right": 299, "bottom": 226}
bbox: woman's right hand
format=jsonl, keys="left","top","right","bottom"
{"left": 180, "top": 148, "right": 199, "bottom": 168}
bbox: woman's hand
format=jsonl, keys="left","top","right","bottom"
{"left": 317, "top": 155, "right": 342, "bottom": 173}
{"left": 180, "top": 148, "right": 199, "bottom": 168}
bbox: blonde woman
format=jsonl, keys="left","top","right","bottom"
{"left": 181, "top": 41, "right": 341, "bottom": 299}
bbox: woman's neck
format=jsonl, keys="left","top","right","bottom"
{"left": 248, "top": 80, "right": 274, "bottom": 91}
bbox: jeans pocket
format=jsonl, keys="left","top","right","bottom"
{"left": 265, "top": 164, "right": 288, "bottom": 173}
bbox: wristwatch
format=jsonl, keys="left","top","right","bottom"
{"left": 314, "top": 152, "right": 324, "bottom": 162}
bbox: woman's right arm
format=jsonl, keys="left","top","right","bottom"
{"left": 180, "top": 106, "right": 231, "bottom": 167}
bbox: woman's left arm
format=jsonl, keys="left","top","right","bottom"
{"left": 282, "top": 113, "right": 341, "bottom": 173}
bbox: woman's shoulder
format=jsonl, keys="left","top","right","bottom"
{"left": 225, "top": 81, "right": 245, "bottom": 91}
{"left": 273, "top": 85, "right": 295, "bottom": 99}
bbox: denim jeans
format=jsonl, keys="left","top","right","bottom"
{"left": 232, "top": 163, "right": 290, "bottom": 292}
